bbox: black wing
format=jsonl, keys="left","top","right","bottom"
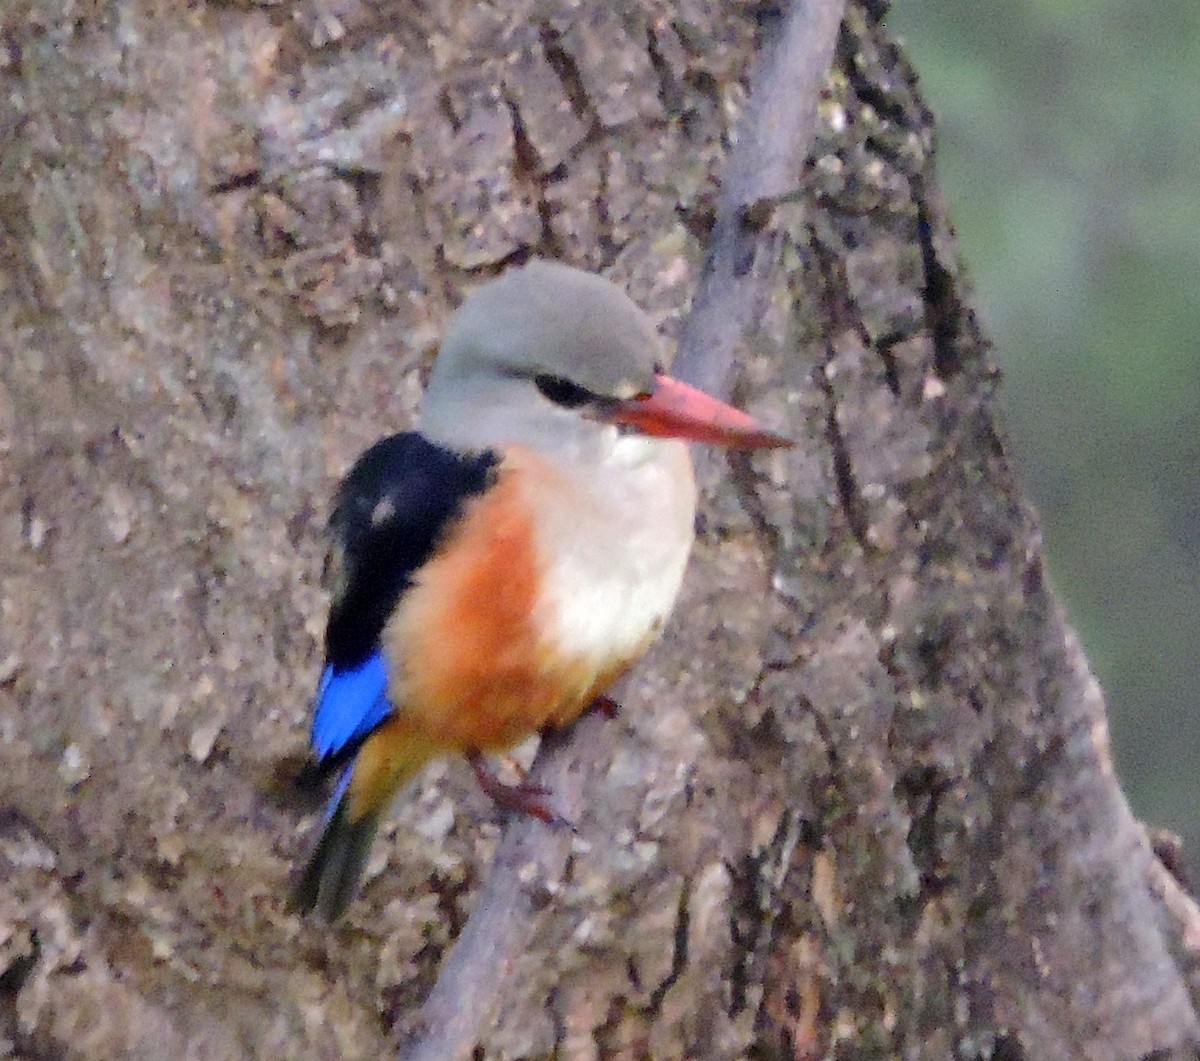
{"left": 322, "top": 432, "right": 498, "bottom": 670}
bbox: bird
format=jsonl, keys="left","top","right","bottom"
{"left": 290, "top": 260, "right": 791, "bottom": 919}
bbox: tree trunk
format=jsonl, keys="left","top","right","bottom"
{"left": 0, "top": 1, "right": 1196, "bottom": 1058}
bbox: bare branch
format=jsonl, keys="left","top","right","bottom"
{"left": 396, "top": 712, "right": 613, "bottom": 1061}
{"left": 672, "top": 0, "right": 847, "bottom": 397}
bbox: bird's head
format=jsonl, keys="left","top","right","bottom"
{"left": 422, "top": 261, "right": 791, "bottom": 458}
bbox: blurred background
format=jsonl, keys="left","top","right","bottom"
{"left": 887, "top": 2, "right": 1199, "bottom": 867}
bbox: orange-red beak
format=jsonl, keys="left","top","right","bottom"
{"left": 600, "top": 373, "right": 792, "bottom": 450}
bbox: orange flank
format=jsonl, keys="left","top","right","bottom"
{"left": 385, "top": 450, "right": 635, "bottom": 757}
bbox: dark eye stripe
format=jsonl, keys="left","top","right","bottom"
{"left": 534, "top": 374, "right": 597, "bottom": 409}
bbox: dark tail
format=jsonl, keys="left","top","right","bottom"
{"left": 289, "top": 801, "right": 382, "bottom": 920}
{"left": 288, "top": 717, "right": 438, "bottom": 919}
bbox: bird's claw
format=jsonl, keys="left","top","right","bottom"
{"left": 587, "top": 694, "right": 621, "bottom": 719}
{"left": 468, "top": 752, "right": 573, "bottom": 830}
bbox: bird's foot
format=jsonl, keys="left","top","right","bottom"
{"left": 586, "top": 694, "right": 621, "bottom": 719}
{"left": 468, "top": 752, "right": 572, "bottom": 829}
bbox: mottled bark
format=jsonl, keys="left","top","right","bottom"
{"left": 0, "top": 1, "right": 1196, "bottom": 1059}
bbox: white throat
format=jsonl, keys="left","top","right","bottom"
{"left": 512, "top": 436, "right": 697, "bottom": 674}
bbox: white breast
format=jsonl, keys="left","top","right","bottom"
{"left": 514, "top": 434, "right": 697, "bottom": 669}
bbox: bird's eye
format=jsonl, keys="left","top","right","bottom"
{"left": 534, "top": 374, "right": 596, "bottom": 409}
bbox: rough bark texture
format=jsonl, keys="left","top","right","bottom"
{"left": 1, "top": 1, "right": 1197, "bottom": 1059}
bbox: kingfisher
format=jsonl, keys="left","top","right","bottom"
{"left": 291, "top": 261, "right": 790, "bottom": 918}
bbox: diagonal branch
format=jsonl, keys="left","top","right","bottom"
{"left": 672, "top": 0, "right": 845, "bottom": 397}
{"left": 395, "top": 712, "right": 613, "bottom": 1061}
{"left": 395, "top": 2, "right": 847, "bottom": 1058}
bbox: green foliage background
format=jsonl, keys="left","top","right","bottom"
{"left": 888, "top": 2, "right": 1200, "bottom": 857}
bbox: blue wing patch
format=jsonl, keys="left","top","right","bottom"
{"left": 311, "top": 651, "right": 393, "bottom": 763}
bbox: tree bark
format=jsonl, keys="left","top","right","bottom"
{"left": 0, "top": 1, "right": 1197, "bottom": 1058}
